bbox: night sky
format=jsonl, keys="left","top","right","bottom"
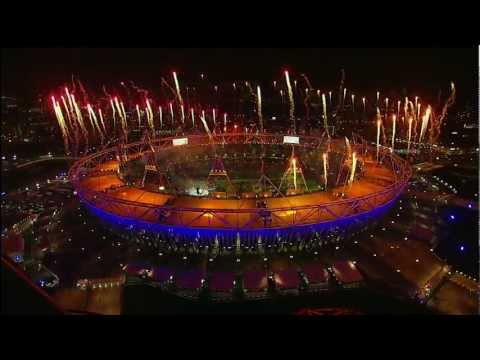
{"left": 2, "top": 48, "right": 476, "bottom": 104}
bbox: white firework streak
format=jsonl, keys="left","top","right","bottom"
{"left": 257, "top": 85, "right": 263, "bottom": 132}
{"left": 285, "top": 71, "right": 295, "bottom": 133}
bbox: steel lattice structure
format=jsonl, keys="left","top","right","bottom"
{"left": 69, "top": 133, "right": 412, "bottom": 242}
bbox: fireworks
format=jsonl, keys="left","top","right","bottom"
{"left": 345, "top": 137, "right": 352, "bottom": 159}
{"left": 419, "top": 105, "right": 431, "bottom": 143}
{"left": 407, "top": 116, "right": 413, "bottom": 154}
{"left": 284, "top": 71, "right": 295, "bottom": 133}
{"left": 169, "top": 102, "right": 174, "bottom": 123}
{"left": 391, "top": 115, "right": 396, "bottom": 152}
{"left": 322, "top": 93, "right": 330, "bottom": 138}
{"left": 376, "top": 118, "right": 381, "bottom": 162}
{"left": 136, "top": 104, "right": 141, "bottom": 128}
{"left": 48, "top": 70, "right": 452, "bottom": 166}
{"left": 349, "top": 152, "right": 357, "bottom": 186}
{"left": 292, "top": 157, "right": 297, "bottom": 190}
{"left": 159, "top": 106, "right": 163, "bottom": 128}
{"left": 110, "top": 99, "right": 116, "bottom": 130}
{"left": 146, "top": 99, "right": 155, "bottom": 132}
{"left": 200, "top": 110, "right": 212, "bottom": 140}
{"left": 257, "top": 85, "right": 263, "bottom": 133}
{"left": 322, "top": 153, "right": 328, "bottom": 188}
{"left": 98, "top": 108, "right": 106, "bottom": 134}
{"left": 172, "top": 71, "right": 183, "bottom": 105}
{"left": 52, "top": 96, "right": 70, "bottom": 153}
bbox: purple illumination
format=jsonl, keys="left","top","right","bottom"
{"left": 460, "top": 245, "right": 465, "bottom": 251}
{"left": 82, "top": 193, "right": 401, "bottom": 244}
{"left": 449, "top": 215, "right": 455, "bottom": 220}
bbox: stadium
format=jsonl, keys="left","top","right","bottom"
{"left": 68, "top": 131, "right": 411, "bottom": 251}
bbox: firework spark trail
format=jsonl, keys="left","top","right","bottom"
{"left": 72, "top": 95, "right": 88, "bottom": 138}
{"left": 180, "top": 105, "right": 185, "bottom": 124}
{"left": 391, "top": 115, "right": 396, "bottom": 152}
{"left": 136, "top": 104, "right": 141, "bottom": 128}
{"left": 343, "top": 88, "right": 347, "bottom": 105}
{"left": 328, "top": 91, "right": 332, "bottom": 107}
{"left": 376, "top": 91, "right": 380, "bottom": 105}
{"left": 362, "top": 97, "right": 366, "bottom": 113}
{"left": 64, "top": 88, "right": 80, "bottom": 155}
{"left": 190, "top": 108, "right": 194, "bottom": 128}
{"left": 377, "top": 107, "right": 387, "bottom": 145}
{"left": 376, "top": 118, "right": 381, "bottom": 162}
{"left": 88, "top": 104, "right": 104, "bottom": 143}
{"left": 161, "top": 77, "right": 179, "bottom": 101}
{"left": 223, "top": 113, "right": 227, "bottom": 132}
{"left": 349, "top": 152, "right": 357, "bottom": 186}
{"left": 212, "top": 108, "right": 216, "bottom": 127}
{"left": 61, "top": 95, "right": 71, "bottom": 123}
{"left": 257, "top": 85, "right": 263, "bottom": 133}
{"left": 110, "top": 99, "right": 116, "bottom": 131}
{"left": 169, "top": 102, "right": 174, "bottom": 124}
{"left": 146, "top": 99, "right": 155, "bottom": 133}
{"left": 284, "top": 71, "right": 295, "bottom": 133}
{"left": 323, "top": 153, "right": 328, "bottom": 188}
{"left": 65, "top": 87, "right": 74, "bottom": 111}
{"left": 351, "top": 94, "right": 355, "bottom": 112}
{"left": 120, "top": 101, "right": 127, "bottom": 125}
{"left": 172, "top": 72, "right": 184, "bottom": 105}
{"left": 159, "top": 106, "right": 163, "bottom": 128}
{"left": 322, "top": 93, "right": 330, "bottom": 138}
{"left": 52, "top": 97, "right": 70, "bottom": 154}
{"left": 385, "top": 97, "right": 389, "bottom": 118}
{"left": 430, "top": 82, "right": 456, "bottom": 145}
{"left": 292, "top": 157, "right": 297, "bottom": 190}
{"left": 118, "top": 100, "right": 128, "bottom": 141}
{"left": 200, "top": 110, "right": 213, "bottom": 141}
{"left": 98, "top": 108, "right": 106, "bottom": 134}
{"left": 113, "top": 97, "right": 124, "bottom": 137}
{"left": 397, "top": 100, "right": 401, "bottom": 120}
{"left": 409, "top": 101, "right": 418, "bottom": 143}
{"left": 407, "top": 116, "right": 413, "bottom": 154}
{"left": 301, "top": 74, "right": 314, "bottom": 90}
{"left": 419, "top": 105, "right": 432, "bottom": 143}
{"left": 345, "top": 137, "right": 352, "bottom": 159}
{"left": 86, "top": 104, "right": 97, "bottom": 135}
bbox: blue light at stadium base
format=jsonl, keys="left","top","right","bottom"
{"left": 82, "top": 194, "right": 401, "bottom": 244}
